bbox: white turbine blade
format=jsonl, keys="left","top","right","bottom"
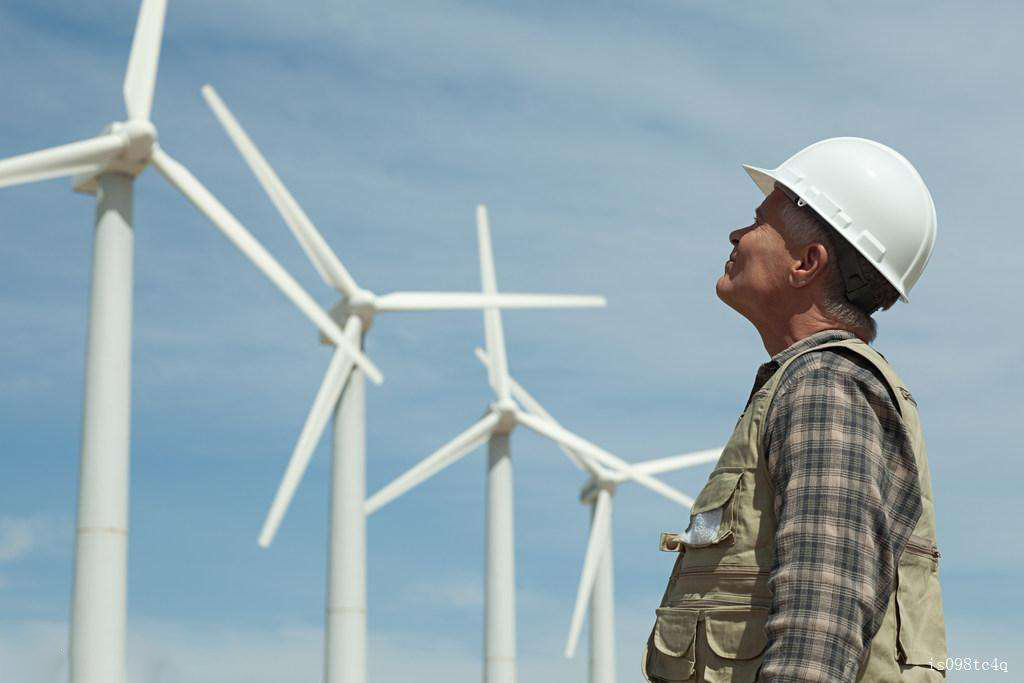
{"left": 514, "top": 410, "right": 695, "bottom": 507}
{"left": 565, "top": 488, "right": 612, "bottom": 659}
{"left": 476, "top": 205, "right": 510, "bottom": 401}
{"left": 258, "top": 342, "right": 356, "bottom": 547}
{"left": 374, "top": 292, "right": 606, "bottom": 312}
{"left": 0, "top": 134, "right": 126, "bottom": 189}
{"left": 476, "top": 210, "right": 498, "bottom": 390}
{"left": 149, "top": 147, "right": 382, "bottom": 384}
{"left": 200, "top": 85, "right": 359, "bottom": 296}
{"left": 123, "top": 0, "right": 168, "bottom": 120}
{"left": 364, "top": 411, "right": 499, "bottom": 516}
{"left": 631, "top": 448, "right": 723, "bottom": 476}
{"left": 473, "top": 347, "right": 595, "bottom": 475}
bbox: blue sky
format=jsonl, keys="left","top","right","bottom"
{"left": 1, "top": 1, "right": 1021, "bottom": 680}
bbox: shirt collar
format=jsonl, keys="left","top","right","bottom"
{"left": 768, "top": 329, "right": 857, "bottom": 368}
{"left": 748, "top": 329, "right": 857, "bottom": 402}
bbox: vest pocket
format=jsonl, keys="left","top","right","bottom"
{"left": 702, "top": 609, "right": 769, "bottom": 683}
{"left": 643, "top": 607, "right": 697, "bottom": 681}
{"left": 895, "top": 538, "right": 948, "bottom": 670}
{"left": 680, "top": 470, "right": 743, "bottom": 549}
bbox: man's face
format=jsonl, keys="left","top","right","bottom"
{"left": 715, "top": 188, "right": 796, "bottom": 321}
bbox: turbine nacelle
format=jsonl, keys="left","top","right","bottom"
{"left": 579, "top": 477, "right": 615, "bottom": 504}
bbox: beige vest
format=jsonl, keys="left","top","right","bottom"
{"left": 643, "top": 338, "right": 948, "bottom": 682}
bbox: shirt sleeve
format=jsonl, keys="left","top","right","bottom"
{"left": 757, "top": 351, "right": 922, "bottom": 682}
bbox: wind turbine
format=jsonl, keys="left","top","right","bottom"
{"left": 198, "top": 87, "right": 607, "bottom": 683}
{"left": 0, "top": 3, "right": 379, "bottom": 682}
{"left": 364, "top": 206, "right": 693, "bottom": 683}
{"left": 473, "top": 348, "right": 722, "bottom": 683}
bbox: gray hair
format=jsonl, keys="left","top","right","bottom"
{"left": 778, "top": 200, "right": 900, "bottom": 342}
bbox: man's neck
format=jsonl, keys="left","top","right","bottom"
{"left": 754, "top": 310, "right": 857, "bottom": 357}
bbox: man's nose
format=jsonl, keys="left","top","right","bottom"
{"left": 729, "top": 224, "right": 750, "bottom": 246}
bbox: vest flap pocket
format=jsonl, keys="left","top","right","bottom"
{"left": 655, "top": 607, "right": 698, "bottom": 657}
{"left": 896, "top": 541, "right": 948, "bottom": 669}
{"left": 680, "top": 471, "right": 742, "bottom": 548}
{"left": 705, "top": 609, "right": 769, "bottom": 660}
{"left": 645, "top": 607, "right": 697, "bottom": 681}
{"left": 691, "top": 471, "right": 742, "bottom": 514}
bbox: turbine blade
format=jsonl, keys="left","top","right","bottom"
{"left": 149, "top": 146, "right": 382, "bottom": 384}
{"left": 364, "top": 411, "right": 499, "bottom": 515}
{"left": 374, "top": 292, "right": 606, "bottom": 311}
{"left": 0, "top": 134, "right": 125, "bottom": 189}
{"left": 123, "top": 0, "right": 168, "bottom": 120}
{"left": 514, "top": 410, "right": 694, "bottom": 507}
{"left": 473, "top": 347, "right": 594, "bottom": 475}
{"left": 259, "top": 341, "right": 356, "bottom": 547}
{"left": 200, "top": 85, "right": 359, "bottom": 296}
{"left": 565, "top": 488, "right": 612, "bottom": 659}
{"left": 476, "top": 205, "right": 510, "bottom": 401}
{"left": 631, "top": 448, "right": 723, "bottom": 475}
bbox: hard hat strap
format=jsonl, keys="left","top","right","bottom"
{"left": 832, "top": 240, "right": 882, "bottom": 315}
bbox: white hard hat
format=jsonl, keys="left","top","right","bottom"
{"left": 743, "top": 137, "right": 936, "bottom": 302}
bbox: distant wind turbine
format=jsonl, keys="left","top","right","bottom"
{"left": 365, "top": 206, "right": 689, "bottom": 683}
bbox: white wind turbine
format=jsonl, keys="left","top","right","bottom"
{"left": 198, "top": 86, "right": 607, "bottom": 683}
{"left": 473, "top": 349, "right": 722, "bottom": 683}
{"left": 364, "top": 206, "right": 695, "bottom": 683}
{"left": 0, "top": 3, "right": 380, "bottom": 682}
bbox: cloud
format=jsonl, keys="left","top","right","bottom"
{"left": 0, "top": 516, "right": 50, "bottom": 563}
{"left": 402, "top": 573, "right": 483, "bottom": 610}
{"left": 0, "top": 620, "right": 67, "bottom": 683}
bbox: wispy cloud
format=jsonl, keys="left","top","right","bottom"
{"left": 402, "top": 572, "right": 483, "bottom": 610}
{"left": 0, "top": 516, "right": 51, "bottom": 563}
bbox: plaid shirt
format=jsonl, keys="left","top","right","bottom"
{"left": 752, "top": 329, "right": 923, "bottom": 682}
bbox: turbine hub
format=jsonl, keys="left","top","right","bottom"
{"left": 347, "top": 289, "right": 377, "bottom": 319}
{"left": 319, "top": 294, "right": 375, "bottom": 345}
{"left": 492, "top": 400, "right": 518, "bottom": 434}
{"left": 73, "top": 119, "right": 159, "bottom": 195}
{"left": 115, "top": 119, "right": 158, "bottom": 163}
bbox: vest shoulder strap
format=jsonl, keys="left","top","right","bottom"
{"left": 763, "top": 338, "right": 914, "bottom": 421}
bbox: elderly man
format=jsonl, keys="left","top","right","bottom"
{"left": 643, "top": 138, "right": 948, "bottom": 682}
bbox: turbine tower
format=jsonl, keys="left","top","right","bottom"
{"left": 199, "top": 87, "right": 607, "bottom": 683}
{"left": 473, "top": 349, "right": 722, "bottom": 683}
{"left": 364, "top": 206, "right": 692, "bottom": 683}
{"left": 0, "top": 3, "right": 379, "bottom": 681}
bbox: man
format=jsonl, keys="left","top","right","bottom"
{"left": 643, "top": 138, "right": 948, "bottom": 682}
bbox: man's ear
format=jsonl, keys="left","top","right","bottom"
{"left": 789, "top": 242, "right": 829, "bottom": 288}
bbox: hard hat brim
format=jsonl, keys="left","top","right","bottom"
{"left": 742, "top": 164, "right": 777, "bottom": 197}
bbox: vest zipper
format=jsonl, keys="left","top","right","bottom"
{"left": 668, "top": 598, "right": 767, "bottom": 609}
{"left": 904, "top": 539, "right": 940, "bottom": 560}
{"left": 679, "top": 565, "right": 769, "bottom": 579}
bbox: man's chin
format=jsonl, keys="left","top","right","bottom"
{"left": 715, "top": 275, "right": 733, "bottom": 304}
{"left": 716, "top": 278, "right": 748, "bottom": 318}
